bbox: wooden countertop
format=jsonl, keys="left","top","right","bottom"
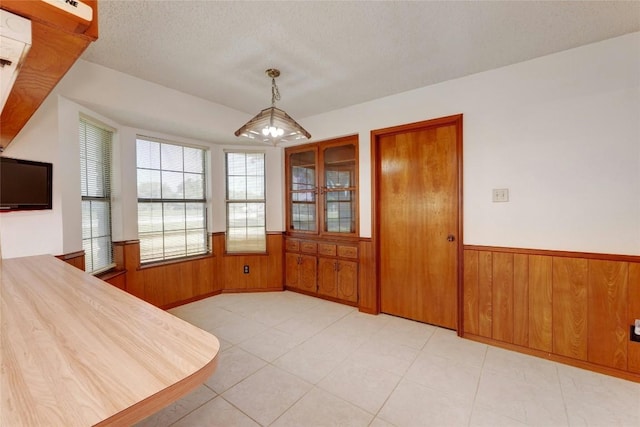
{"left": 1, "top": 255, "right": 220, "bottom": 426}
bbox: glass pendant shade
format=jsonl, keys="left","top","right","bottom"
{"left": 235, "top": 106, "right": 311, "bottom": 144}
{"left": 235, "top": 69, "right": 311, "bottom": 145}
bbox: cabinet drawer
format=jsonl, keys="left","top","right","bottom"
{"left": 300, "top": 241, "right": 317, "bottom": 253}
{"left": 337, "top": 245, "right": 358, "bottom": 259}
{"left": 318, "top": 243, "right": 337, "bottom": 256}
{"left": 285, "top": 239, "right": 300, "bottom": 252}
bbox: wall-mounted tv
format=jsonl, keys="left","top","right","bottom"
{"left": 0, "top": 157, "right": 53, "bottom": 211}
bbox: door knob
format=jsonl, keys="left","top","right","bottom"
{"left": 447, "top": 235, "right": 455, "bottom": 242}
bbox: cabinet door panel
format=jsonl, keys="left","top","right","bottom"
{"left": 299, "top": 255, "right": 317, "bottom": 292}
{"left": 318, "top": 258, "right": 337, "bottom": 297}
{"left": 285, "top": 253, "right": 300, "bottom": 289}
{"left": 337, "top": 260, "right": 358, "bottom": 302}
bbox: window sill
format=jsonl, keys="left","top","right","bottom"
{"left": 96, "top": 268, "right": 126, "bottom": 281}
{"left": 224, "top": 251, "right": 268, "bottom": 257}
{"left": 138, "top": 252, "right": 214, "bottom": 270}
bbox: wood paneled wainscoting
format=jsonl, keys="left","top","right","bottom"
{"left": 463, "top": 245, "right": 640, "bottom": 382}
{"left": 56, "top": 250, "right": 86, "bottom": 271}
{"left": 110, "top": 233, "right": 284, "bottom": 309}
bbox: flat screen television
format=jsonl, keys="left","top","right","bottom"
{"left": 0, "top": 157, "right": 53, "bottom": 211}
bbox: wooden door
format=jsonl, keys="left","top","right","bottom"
{"left": 375, "top": 115, "right": 461, "bottom": 329}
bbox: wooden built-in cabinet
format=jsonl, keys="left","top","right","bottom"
{"left": 285, "top": 240, "right": 317, "bottom": 293}
{"left": 318, "top": 242, "right": 358, "bottom": 302}
{"left": 285, "top": 135, "right": 360, "bottom": 306}
{"left": 286, "top": 135, "right": 358, "bottom": 237}
{"left": 285, "top": 237, "right": 359, "bottom": 305}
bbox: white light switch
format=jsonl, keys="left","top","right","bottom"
{"left": 492, "top": 188, "right": 509, "bottom": 202}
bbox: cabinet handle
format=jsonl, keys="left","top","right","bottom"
{"left": 297, "top": 256, "right": 301, "bottom": 265}
{"left": 335, "top": 261, "right": 340, "bottom": 271}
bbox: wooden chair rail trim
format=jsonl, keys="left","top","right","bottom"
{"left": 463, "top": 245, "right": 640, "bottom": 263}
{"left": 464, "top": 333, "right": 640, "bottom": 384}
{"left": 55, "top": 250, "right": 85, "bottom": 260}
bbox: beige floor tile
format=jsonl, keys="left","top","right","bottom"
{"left": 318, "top": 358, "right": 401, "bottom": 414}
{"left": 204, "top": 346, "right": 266, "bottom": 393}
{"left": 475, "top": 371, "right": 568, "bottom": 426}
{"left": 238, "top": 327, "right": 303, "bottom": 362}
{"left": 169, "top": 304, "right": 237, "bottom": 332}
{"left": 378, "top": 379, "right": 471, "bottom": 427}
{"left": 468, "top": 405, "right": 528, "bottom": 427}
{"left": 273, "top": 333, "right": 355, "bottom": 384}
{"left": 324, "top": 311, "right": 392, "bottom": 340}
{"left": 375, "top": 315, "right": 437, "bottom": 350}
{"left": 172, "top": 396, "right": 259, "bottom": 427}
{"left": 157, "top": 291, "right": 639, "bottom": 427}
{"left": 422, "top": 327, "right": 487, "bottom": 368}
{"left": 211, "top": 315, "right": 268, "bottom": 344}
{"left": 275, "top": 302, "right": 354, "bottom": 341}
{"left": 349, "top": 335, "right": 419, "bottom": 376}
{"left": 405, "top": 351, "right": 481, "bottom": 404}
{"left": 483, "top": 346, "right": 560, "bottom": 390}
{"left": 134, "top": 385, "right": 215, "bottom": 427}
{"left": 271, "top": 387, "right": 373, "bottom": 427}
{"left": 558, "top": 364, "right": 640, "bottom": 426}
{"left": 369, "top": 417, "right": 397, "bottom": 427}
{"left": 223, "top": 365, "right": 312, "bottom": 426}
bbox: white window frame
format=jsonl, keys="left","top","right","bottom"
{"left": 225, "top": 150, "right": 267, "bottom": 253}
{"left": 80, "top": 115, "right": 115, "bottom": 274}
{"left": 136, "top": 136, "right": 209, "bottom": 263}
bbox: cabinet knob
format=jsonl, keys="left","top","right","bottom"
{"left": 447, "top": 234, "right": 455, "bottom": 242}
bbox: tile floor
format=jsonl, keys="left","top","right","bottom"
{"left": 136, "top": 291, "right": 640, "bottom": 427}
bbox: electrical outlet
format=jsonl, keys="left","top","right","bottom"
{"left": 243, "top": 265, "right": 249, "bottom": 274}
{"left": 492, "top": 188, "right": 509, "bottom": 203}
{"left": 631, "top": 320, "right": 640, "bottom": 343}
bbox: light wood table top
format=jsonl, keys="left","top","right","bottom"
{"left": 1, "top": 255, "right": 220, "bottom": 426}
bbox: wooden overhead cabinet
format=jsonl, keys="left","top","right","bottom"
{"left": 0, "top": 0, "right": 98, "bottom": 150}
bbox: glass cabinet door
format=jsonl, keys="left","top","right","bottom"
{"left": 289, "top": 149, "right": 317, "bottom": 232}
{"left": 322, "top": 143, "right": 356, "bottom": 234}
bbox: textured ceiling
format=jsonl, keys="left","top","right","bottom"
{"left": 82, "top": 1, "right": 640, "bottom": 120}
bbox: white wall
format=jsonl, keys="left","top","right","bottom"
{"left": 302, "top": 32, "right": 640, "bottom": 255}
{"left": 1, "top": 32, "right": 638, "bottom": 258}
{"left": 0, "top": 95, "right": 63, "bottom": 257}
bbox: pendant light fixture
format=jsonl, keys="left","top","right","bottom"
{"left": 235, "top": 68, "right": 311, "bottom": 145}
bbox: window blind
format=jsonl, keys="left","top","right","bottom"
{"left": 136, "top": 137, "right": 208, "bottom": 263}
{"left": 80, "top": 117, "right": 114, "bottom": 273}
{"left": 225, "top": 152, "right": 266, "bottom": 253}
